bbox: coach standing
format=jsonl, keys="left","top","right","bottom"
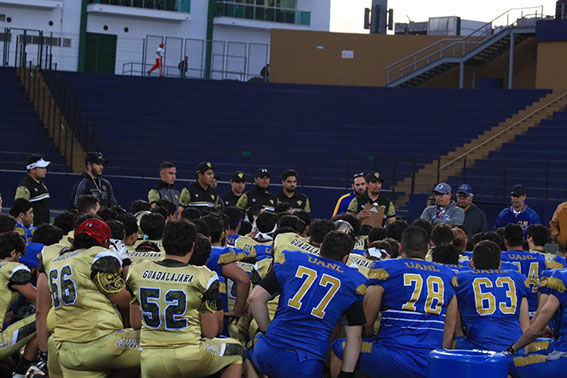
{"left": 69, "top": 152, "right": 118, "bottom": 210}
{"left": 15, "top": 155, "right": 51, "bottom": 225}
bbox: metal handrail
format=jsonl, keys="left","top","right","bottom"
{"left": 386, "top": 6, "right": 545, "bottom": 83}
{"left": 439, "top": 91, "right": 567, "bottom": 171}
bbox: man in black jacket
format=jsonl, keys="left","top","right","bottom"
{"left": 15, "top": 155, "right": 51, "bottom": 225}
{"left": 147, "top": 161, "right": 180, "bottom": 206}
{"left": 236, "top": 168, "right": 277, "bottom": 220}
{"left": 69, "top": 152, "right": 118, "bottom": 210}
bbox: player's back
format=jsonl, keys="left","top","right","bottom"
{"left": 265, "top": 250, "right": 367, "bottom": 360}
{"left": 347, "top": 254, "right": 376, "bottom": 277}
{"left": 0, "top": 261, "right": 30, "bottom": 324}
{"left": 127, "top": 259, "right": 218, "bottom": 348}
{"left": 128, "top": 239, "right": 165, "bottom": 263}
{"left": 50, "top": 246, "right": 124, "bottom": 343}
{"left": 272, "top": 232, "right": 319, "bottom": 260}
{"left": 501, "top": 250, "right": 546, "bottom": 311}
{"left": 368, "top": 258, "right": 457, "bottom": 354}
{"left": 456, "top": 268, "right": 528, "bottom": 350}
{"left": 542, "top": 269, "right": 567, "bottom": 352}
{"left": 235, "top": 236, "right": 271, "bottom": 258}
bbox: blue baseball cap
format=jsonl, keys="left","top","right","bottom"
{"left": 433, "top": 183, "right": 452, "bottom": 195}
{"left": 457, "top": 184, "right": 473, "bottom": 196}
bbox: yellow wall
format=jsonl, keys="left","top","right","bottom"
{"left": 269, "top": 29, "right": 462, "bottom": 86}
{"left": 270, "top": 30, "right": 540, "bottom": 89}
{"left": 537, "top": 41, "right": 567, "bottom": 90}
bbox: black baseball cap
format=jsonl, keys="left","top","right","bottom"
{"left": 85, "top": 152, "right": 108, "bottom": 166}
{"left": 256, "top": 168, "right": 271, "bottom": 178}
{"left": 196, "top": 161, "right": 214, "bottom": 174}
{"left": 510, "top": 184, "right": 526, "bottom": 197}
{"left": 365, "top": 171, "right": 384, "bottom": 183}
{"left": 231, "top": 171, "right": 246, "bottom": 183}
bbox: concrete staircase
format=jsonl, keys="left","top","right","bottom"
{"left": 394, "top": 90, "right": 567, "bottom": 207}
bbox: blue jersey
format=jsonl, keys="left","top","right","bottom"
{"left": 543, "top": 269, "right": 567, "bottom": 352}
{"left": 501, "top": 250, "right": 565, "bottom": 312}
{"left": 368, "top": 258, "right": 457, "bottom": 374}
{"left": 540, "top": 269, "right": 563, "bottom": 338}
{"left": 254, "top": 244, "right": 273, "bottom": 261}
{"left": 226, "top": 234, "right": 241, "bottom": 246}
{"left": 456, "top": 269, "right": 528, "bottom": 350}
{"left": 206, "top": 246, "right": 240, "bottom": 312}
{"left": 14, "top": 222, "right": 35, "bottom": 244}
{"left": 459, "top": 254, "right": 521, "bottom": 273}
{"left": 264, "top": 250, "right": 367, "bottom": 361}
{"left": 494, "top": 205, "right": 541, "bottom": 236}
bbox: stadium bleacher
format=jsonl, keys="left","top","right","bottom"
{"left": 46, "top": 71, "right": 549, "bottom": 195}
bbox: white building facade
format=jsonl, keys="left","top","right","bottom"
{"left": 0, "top": 0, "right": 344, "bottom": 79}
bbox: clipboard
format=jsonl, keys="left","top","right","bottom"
{"left": 361, "top": 204, "right": 385, "bottom": 227}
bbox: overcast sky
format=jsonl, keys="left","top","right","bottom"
{"left": 331, "top": 0, "right": 558, "bottom": 33}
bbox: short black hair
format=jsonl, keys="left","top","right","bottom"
{"left": 106, "top": 220, "right": 125, "bottom": 240}
{"left": 275, "top": 202, "right": 293, "bottom": 214}
{"left": 97, "top": 207, "right": 117, "bottom": 222}
{"left": 155, "top": 199, "right": 177, "bottom": 217}
{"left": 256, "top": 211, "right": 278, "bottom": 234}
{"left": 527, "top": 224, "right": 548, "bottom": 247}
{"left": 431, "top": 224, "right": 454, "bottom": 246}
{"left": 386, "top": 219, "right": 409, "bottom": 242}
{"left": 473, "top": 240, "right": 501, "bottom": 269}
{"left": 332, "top": 213, "right": 361, "bottom": 236}
{"left": 181, "top": 207, "right": 201, "bottom": 222}
{"left": 504, "top": 224, "right": 524, "bottom": 248}
{"left": 278, "top": 215, "right": 305, "bottom": 234}
{"left": 282, "top": 169, "right": 297, "bottom": 181}
{"left": 368, "top": 227, "right": 387, "bottom": 244}
{"left": 202, "top": 214, "right": 224, "bottom": 243}
{"left": 0, "top": 214, "right": 16, "bottom": 233}
{"left": 223, "top": 207, "right": 242, "bottom": 230}
{"left": 431, "top": 244, "right": 459, "bottom": 265}
{"left": 73, "top": 213, "right": 101, "bottom": 229}
{"left": 412, "top": 218, "right": 433, "bottom": 240}
{"left": 9, "top": 198, "right": 32, "bottom": 218}
{"left": 131, "top": 199, "right": 150, "bottom": 214}
{"left": 189, "top": 233, "right": 212, "bottom": 266}
{"left": 384, "top": 238, "right": 400, "bottom": 258}
{"left": 116, "top": 213, "right": 138, "bottom": 238}
{"left": 54, "top": 212, "right": 76, "bottom": 234}
{"left": 162, "top": 221, "right": 197, "bottom": 256}
{"left": 481, "top": 231, "right": 506, "bottom": 251}
{"left": 193, "top": 218, "right": 211, "bottom": 238}
{"left": 140, "top": 213, "right": 165, "bottom": 240}
{"left": 111, "top": 205, "right": 127, "bottom": 215}
{"left": 31, "top": 224, "right": 63, "bottom": 245}
{"left": 401, "top": 226, "right": 429, "bottom": 259}
{"left": 77, "top": 195, "right": 99, "bottom": 214}
{"left": 151, "top": 206, "right": 169, "bottom": 220}
{"left": 72, "top": 234, "right": 101, "bottom": 250}
{"left": 295, "top": 210, "right": 312, "bottom": 227}
{"left": 309, "top": 219, "right": 336, "bottom": 244}
{"left": 320, "top": 231, "right": 354, "bottom": 261}
{"left": 221, "top": 213, "right": 231, "bottom": 231}
{"left": 0, "top": 232, "right": 26, "bottom": 258}
{"left": 359, "top": 224, "right": 373, "bottom": 237}
{"left": 160, "top": 161, "right": 175, "bottom": 170}
{"left": 238, "top": 221, "right": 252, "bottom": 236}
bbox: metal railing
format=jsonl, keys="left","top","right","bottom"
{"left": 215, "top": 1, "right": 310, "bottom": 26}
{"left": 88, "top": 0, "right": 191, "bottom": 12}
{"left": 386, "top": 6, "right": 545, "bottom": 84}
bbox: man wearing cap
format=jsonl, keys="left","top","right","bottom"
{"left": 276, "top": 169, "right": 311, "bottom": 213}
{"left": 15, "top": 155, "right": 51, "bottom": 225}
{"left": 221, "top": 171, "right": 246, "bottom": 208}
{"left": 236, "top": 168, "right": 277, "bottom": 220}
{"left": 69, "top": 152, "right": 117, "bottom": 210}
{"left": 495, "top": 184, "right": 541, "bottom": 236}
{"left": 148, "top": 42, "right": 164, "bottom": 77}
{"left": 332, "top": 172, "right": 367, "bottom": 217}
{"left": 456, "top": 184, "right": 488, "bottom": 239}
{"left": 420, "top": 183, "right": 464, "bottom": 226}
{"left": 178, "top": 161, "right": 220, "bottom": 212}
{"left": 147, "top": 161, "right": 180, "bottom": 207}
{"left": 347, "top": 172, "right": 396, "bottom": 226}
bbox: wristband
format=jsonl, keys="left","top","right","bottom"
{"left": 337, "top": 370, "right": 355, "bottom": 378}
{"left": 505, "top": 345, "right": 517, "bottom": 354}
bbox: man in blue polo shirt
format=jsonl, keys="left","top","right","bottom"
{"left": 332, "top": 172, "right": 367, "bottom": 217}
{"left": 495, "top": 185, "right": 541, "bottom": 237}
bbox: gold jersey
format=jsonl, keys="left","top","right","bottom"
{"left": 234, "top": 236, "right": 271, "bottom": 258}
{"left": 347, "top": 254, "right": 376, "bottom": 278}
{"left": 272, "top": 232, "right": 319, "bottom": 261}
{"left": 126, "top": 259, "right": 219, "bottom": 348}
{"left": 0, "top": 261, "right": 31, "bottom": 324}
{"left": 50, "top": 246, "right": 125, "bottom": 343}
{"left": 128, "top": 239, "right": 165, "bottom": 263}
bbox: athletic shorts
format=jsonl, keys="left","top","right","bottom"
{"left": 0, "top": 315, "right": 36, "bottom": 360}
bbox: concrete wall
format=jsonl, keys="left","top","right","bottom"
{"left": 536, "top": 41, "right": 567, "bottom": 90}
